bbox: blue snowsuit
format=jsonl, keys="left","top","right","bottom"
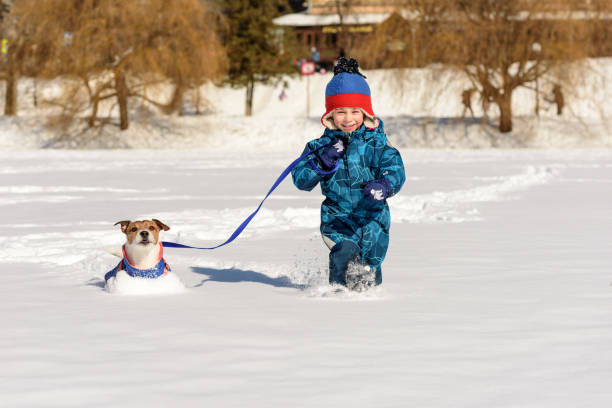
{"left": 291, "top": 121, "right": 405, "bottom": 285}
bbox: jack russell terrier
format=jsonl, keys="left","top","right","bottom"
{"left": 105, "top": 219, "right": 171, "bottom": 282}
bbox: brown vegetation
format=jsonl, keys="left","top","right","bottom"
{"left": 357, "top": 0, "right": 610, "bottom": 133}
{"left": 3, "top": 0, "right": 226, "bottom": 130}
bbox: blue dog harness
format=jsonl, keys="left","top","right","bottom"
{"left": 104, "top": 244, "right": 171, "bottom": 281}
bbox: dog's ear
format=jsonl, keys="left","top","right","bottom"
{"left": 114, "top": 220, "right": 131, "bottom": 233}
{"left": 153, "top": 219, "right": 170, "bottom": 231}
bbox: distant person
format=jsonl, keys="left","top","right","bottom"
{"left": 311, "top": 46, "right": 321, "bottom": 71}
{"left": 291, "top": 58, "right": 405, "bottom": 292}
{"left": 311, "top": 47, "right": 320, "bottom": 63}
{"left": 552, "top": 84, "right": 564, "bottom": 115}
{"left": 461, "top": 88, "right": 475, "bottom": 118}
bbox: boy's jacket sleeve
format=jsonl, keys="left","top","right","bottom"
{"left": 376, "top": 143, "right": 405, "bottom": 197}
{"left": 291, "top": 141, "right": 325, "bottom": 191}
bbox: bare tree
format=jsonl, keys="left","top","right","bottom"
{"left": 334, "top": 0, "right": 352, "bottom": 55}
{"left": 445, "top": 0, "right": 592, "bottom": 132}
{"left": 1, "top": 0, "right": 18, "bottom": 115}
{"left": 361, "top": 0, "right": 606, "bottom": 133}
{"left": 357, "top": 1, "right": 451, "bottom": 69}
{"left": 1, "top": 0, "right": 63, "bottom": 116}
{"left": 10, "top": 0, "right": 226, "bottom": 130}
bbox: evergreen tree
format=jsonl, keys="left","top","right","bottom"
{"left": 220, "top": 0, "right": 297, "bottom": 116}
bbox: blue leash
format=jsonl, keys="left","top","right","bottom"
{"left": 162, "top": 142, "right": 337, "bottom": 250}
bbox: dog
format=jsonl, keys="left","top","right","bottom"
{"left": 104, "top": 219, "right": 171, "bottom": 282}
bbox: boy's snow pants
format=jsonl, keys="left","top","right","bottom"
{"left": 323, "top": 218, "right": 388, "bottom": 286}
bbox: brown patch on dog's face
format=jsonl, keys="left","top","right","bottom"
{"left": 114, "top": 219, "right": 170, "bottom": 245}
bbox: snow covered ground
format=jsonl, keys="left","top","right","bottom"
{"left": 0, "top": 59, "right": 610, "bottom": 150}
{"left": 1, "top": 59, "right": 611, "bottom": 406}
{"left": 2, "top": 148, "right": 612, "bottom": 407}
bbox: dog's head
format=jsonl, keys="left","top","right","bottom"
{"left": 114, "top": 219, "right": 170, "bottom": 246}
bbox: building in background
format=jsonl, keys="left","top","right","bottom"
{"left": 274, "top": 0, "right": 611, "bottom": 69}
{"left": 274, "top": 0, "right": 402, "bottom": 69}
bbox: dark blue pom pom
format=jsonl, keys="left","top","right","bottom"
{"left": 333, "top": 57, "right": 366, "bottom": 78}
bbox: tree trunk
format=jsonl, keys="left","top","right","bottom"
{"left": 168, "top": 84, "right": 184, "bottom": 116}
{"left": 194, "top": 87, "right": 201, "bottom": 115}
{"left": 115, "top": 69, "right": 129, "bottom": 130}
{"left": 88, "top": 95, "right": 99, "bottom": 128}
{"left": 497, "top": 91, "right": 513, "bottom": 133}
{"left": 4, "top": 65, "right": 17, "bottom": 116}
{"left": 245, "top": 79, "right": 254, "bottom": 116}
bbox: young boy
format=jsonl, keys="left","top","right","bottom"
{"left": 291, "top": 58, "right": 405, "bottom": 291}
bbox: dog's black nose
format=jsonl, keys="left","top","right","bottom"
{"left": 140, "top": 230, "right": 149, "bottom": 238}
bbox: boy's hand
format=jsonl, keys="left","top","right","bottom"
{"left": 362, "top": 178, "right": 392, "bottom": 202}
{"left": 316, "top": 138, "right": 345, "bottom": 170}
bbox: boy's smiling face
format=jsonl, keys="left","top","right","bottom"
{"left": 332, "top": 108, "right": 364, "bottom": 132}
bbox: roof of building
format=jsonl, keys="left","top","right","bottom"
{"left": 273, "top": 12, "right": 394, "bottom": 26}
{"left": 274, "top": 9, "right": 610, "bottom": 28}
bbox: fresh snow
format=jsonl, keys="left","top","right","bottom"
{"left": 106, "top": 270, "right": 186, "bottom": 296}
{"left": 1, "top": 60, "right": 611, "bottom": 406}
{"left": 1, "top": 148, "right": 612, "bottom": 407}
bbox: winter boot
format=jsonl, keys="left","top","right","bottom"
{"left": 329, "top": 240, "right": 361, "bottom": 286}
{"left": 345, "top": 257, "right": 376, "bottom": 292}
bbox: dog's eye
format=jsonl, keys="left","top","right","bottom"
{"left": 130, "top": 227, "right": 137, "bottom": 232}
{"left": 149, "top": 226, "right": 156, "bottom": 231}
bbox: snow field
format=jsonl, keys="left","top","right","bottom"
{"left": 1, "top": 57, "right": 612, "bottom": 406}
{"left": 0, "top": 151, "right": 566, "bottom": 271}
{"left": 1, "top": 148, "right": 612, "bottom": 406}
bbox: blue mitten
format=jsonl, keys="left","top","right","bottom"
{"left": 362, "top": 178, "right": 392, "bottom": 202}
{"left": 316, "top": 138, "right": 345, "bottom": 170}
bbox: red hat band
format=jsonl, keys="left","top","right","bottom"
{"left": 325, "top": 93, "right": 374, "bottom": 117}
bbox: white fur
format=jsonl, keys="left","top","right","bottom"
{"left": 105, "top": 248, "right": 123, "bottom": 258}
{"left": 105, "top": 237, "right": 161, "bottom": 265}
{"left": 125, "top": 242, "right": 160, "bottom": 269}
{"left": 124, "top": 228, "right": 161, "bottom": 269}
{"left": 322, "top": 108, "right": 379, "bottom": 130}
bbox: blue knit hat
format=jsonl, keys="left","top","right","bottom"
{"left": 321, "top": 58, "right": 378, "bottom": 129}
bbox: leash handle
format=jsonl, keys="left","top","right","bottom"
{"left": 308, "top": 158, "right": 341, "bottom": 175}
{"left": 162, "top": 141, "right": 334, "bottom": 251}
